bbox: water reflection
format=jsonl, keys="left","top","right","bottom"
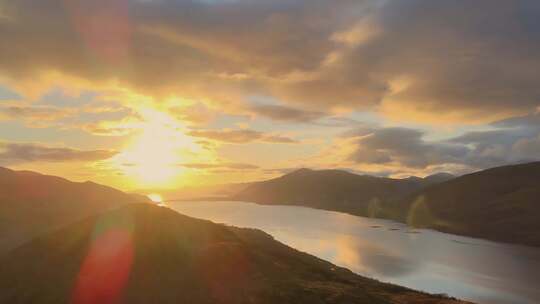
{"left": 170, "top": 201, "right": 540, "bottom": 304}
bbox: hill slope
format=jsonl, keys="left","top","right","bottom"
{"left": 388, "top": 162, "right": 540, "bottom": 246}
{"left": 0, "top": 167, "right": 147, "bottom": 254}
{"left": 233, "top": 168, "right": 452, "bottom": 217}
{"left": 0, "top": 203, "right": 467, "bottom": 304}
{"left": 233, "top": 163, "right": 540, "bottom": 246}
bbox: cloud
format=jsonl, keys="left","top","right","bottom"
{"left": 0, "top": 91, "right": 141, "bottom": 134}
{"left": 0, "top": 105, "right": 75, "bottom": 127}
{"left": 348, "top": 127, "right": 467, "bottom": 168}
{"left": 0, "top": 142, "right": 117, "bottom": 165}
{"left": 187, "top": 129, "right": 298, "bottom": 144}
{"left": 180, "top": 162, "right": 259, "bottom": 170}
{"left": 491, "top": 112, "right": 540, "bottom": 129}
{"left": 168, "top": 103, "right": 217, "bottom": 126}
{"left": 262, "top": 134, "right": 298, "bottom": 144}
{"left": 444, "top": 112, "right": 540, "bottom": 168}
{"left": 347, "top": 112, "right": 540, "bottom": 172}
{"left": 81, "top": 123, "right": 135, "bottom": 137}
{"left": 512, "top": 135, "right": 540, "bottom": 160}
{"left": 78, "top": 113, "right": 143, "bottom": 136}
{"left": 2, "top": 0, "right": 539, "bottom": 122}
{"left": 246, "top": 102, "right": 363, "bottom": 127}
{"left": 367, "top": 0, "right": 540, "bottom": 122}
{"left": 2, "top": 0, "right": 540, "bottom": 183}
{"left": 248, "top": 104, "right": 325, "bottom": 123}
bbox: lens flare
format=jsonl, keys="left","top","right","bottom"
{"left": 64, "top": 0, "right": 132, "bottom": 64}
{"left": 71, "top": 212, "right": 135, "bottom": 304}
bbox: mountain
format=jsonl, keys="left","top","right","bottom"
{"left": 146, "top": 182, "right": 253, "bottom": 202}
{"left": 233, "top": 168, "right": 452, "bottom": 217}
{"left": 422, "top": 172, "right": 456, "bottom": 185}
{"left": 387, "top": 162, "right": 540, "bottom": 246}
{"left": 0, "top": 203, "right": 467, "bottom": 304}
{"left": 233, "top": 163, "right": 540, "bottom": 246}
{"left": 0, "top": 167, "right": 147, "bottom": 254}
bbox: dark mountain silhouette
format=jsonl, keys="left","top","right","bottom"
{"left": 233, "top": 163, "right": 540, "bottom": 246}
{"left": 0, "top": 203, "right": 467, "bottom": 304}
{"left": 146, "top": 182, "right": 252, "bottom": 202}
{"left": 422, "top": 172, "right": 456, "bottom": 185}
{"left": 0, "top": 167, "right": 148, "bottom": 254}
{"left": 386, "top": 162, "right": 540, "bottom": 246}
{"left": 233, "top": 168, "right": 453, "bottom": 217}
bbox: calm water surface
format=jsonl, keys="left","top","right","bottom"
{"left": 169, "top": 201, "right": 540, "bottom": 304}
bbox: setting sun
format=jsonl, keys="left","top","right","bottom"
{"left": 147, "top": 193, "right": 163, "bottom": 204}
{"left": 109, "top": 108, "right": 204, "bottom": 188}
{"left": 2, "top": 1, "right": 540, "bottom": 303}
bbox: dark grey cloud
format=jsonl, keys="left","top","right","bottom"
{"left": 1, "top": 0, "right": 539, "bottom": 122}
{"left": 0, "top": 142, "right": 117, "bottom": 165}
{"left": 491, "top": 112, "right": 540, "bottom": 129}
{"left": 449, "top": 130, "right": 523, "bottom": 146}
{"left": 348, "top": 112, "right": 540, "bottom": 171}
{"left": 247, "top": 103, "right": 364, "bottom": 127}
{"left": 512, "top": 135, "right": 540, "bottom": 160}
{"left": 444, "top": 112, "right": 540, "bottom": 168}
{"left": 348, "top": 127, "right": 467, "bottom": 168}
{"left": 249, "top": 104, "right": 325, "bottom": 123}
{"left": 187, "top": 129, "right": 297, "bottom": 144}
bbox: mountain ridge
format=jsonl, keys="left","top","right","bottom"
{"left": 0, "top": 166, "right": 148, "bottom": 255}
{"left": 232, "top": 162, "right": 540, "bottom": 246}
{"left": 386, "top": 161, "right": 540, "bottom": 246}
{"left": 233, "top": 167, "right": 453, "bottom": 216}
{"left": 0, "top": 203, "right": 469, "bottom": 304}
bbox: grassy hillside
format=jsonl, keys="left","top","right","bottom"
{"left": 0, "top": 167, "right": 147, "bottom": 254}
{"left": 233, "top": 163, "right": 540, "bottom": 246}
{"left": 0, "top": 203, "right": 468, "bottom": 304}
{"left": 387, "top": 162, "right": 540, "bottom": 246}
{"left": 233, "top": 168, "right": 452, "bottom": 217}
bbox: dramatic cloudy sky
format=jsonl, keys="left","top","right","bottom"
{"left": 1, "top": 0, "right": 539, "bottom": 190}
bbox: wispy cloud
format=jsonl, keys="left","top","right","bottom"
{"left": 0, "top": 142, "right": 117, "bottom": 165}
{"left": 187, "top": 129, "right": 298, "bottom": 144}
{"left": 0, "top": 105, "right": 75, "bottom": 126}
{"left": 248, "top": 104, "right": 325, "bottom": 123}
{"left": 180, "top": 162, "right": 259, "bottom": 170}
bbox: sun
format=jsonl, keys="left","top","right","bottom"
{"left": 147, "top": 193, "right": 163, "bottom": 204}
{"left": 110, "top": 108, "right": 204, "bottom": 188}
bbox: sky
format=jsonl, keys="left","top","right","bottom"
{"left": 1, "top": 0, "right": 540, "bottom": 191}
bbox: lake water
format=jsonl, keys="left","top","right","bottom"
{"left": 169, "top": 201, "right": 540, "bottom": 304}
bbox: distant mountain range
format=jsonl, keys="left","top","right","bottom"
{"left": 0, "top": 203, "right": 467, "bottom": 304}
{"left": 233, "top": 168, "right": 454, "bottom": 217}
{"left": 233, "top": 162, "right": 540, "bottom": 247}
{"left": 386, "top": 162, "right": 540, "bottom": 246}
{"left": 0, "top": 167, "right": 148, "bottom": 255}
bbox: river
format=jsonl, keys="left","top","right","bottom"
{"left": 169, "top": 201, "right": 540, "bottom": 304}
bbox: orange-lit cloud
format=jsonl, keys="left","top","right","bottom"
{"left": 2, "top": 0, "right": 539, "bottom": 123}
{"left": 0, "top": 141, "right": 117, "bottom": 165}
{"left": 187, "top": 129, "right": 298, "bottom": 144}
{"left": 1, "top": 0, "right": 540, "bottom": 187}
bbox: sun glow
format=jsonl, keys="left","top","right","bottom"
{"left": 110, "top": 108, "right": 204, "bottom": 188}
{"left": 147, "top": 193, "right": 163, "bottom": 203}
